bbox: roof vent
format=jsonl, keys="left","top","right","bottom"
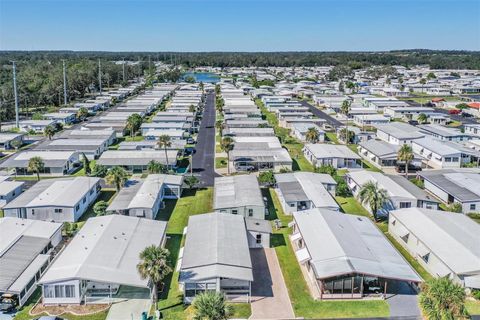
{"left": 255, "top": 222, "right": 260, "bottom": 225}
{"left": 113, "top": 236, "right": 117, "bottom": 239}
{"left": 85, "top": 247, "right": 88, "bottom": 250}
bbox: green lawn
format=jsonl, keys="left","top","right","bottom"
{"left": 467, "top": 300, "right": 480, "bottom": 315}
{"left": 14, "top": 289, "right": 108, "bottom": 320}
{"left": 215, "top": 157, "right": 227, "bottom": 168}
{"left": 325, "top": 132, "right": 339, "bottom": 144}
{"left": 76, "top": 189, "right": 116, "bottom": 228}
{"left": 284, "top": 141, "right": 314, "bottom": 172}
{"left": 335, "top": 196, "right": 371, "bottom": 217}
{"left": 268, "top": 189, "right": 390, "bottom": 318}
{"left": 73, "top": 160, "right": 97, "bottom": 176}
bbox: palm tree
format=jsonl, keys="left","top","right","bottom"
{"left": 192, "top": 291, "right": 233, "bottom": 320}
{"left": 137, "top": 245, "right": 172, "bottom": 304}
{"left": 189, "top": 104, "right": 196, "bottom": 113}
{"left": 397, "top": 144, "right": 414, "bottom": 178}
{"left": 77, "top": 107, "right": 89, "bottom": 121}
{"left": 417, "top": 113, "right": 428, "bottom": 124}
{"left": 305, "top": 127, "right": 320, "bottom": 143}
{"left": 419, "top": 78, "right": 427, "bottom": 92}
{"left": 157, "top": 135, "right": 172, "bottom": 169}
{"left": 220, "top": 136, "right": 234, "bottom": 175}
{"left": 340, "top": 99, "right": 351, "bottom": 140}
{"left": 419, "top": 277, "right": 469, "bottom": 320}
{"left": 105, "top": 166, "right": 128, "bottom": 191}
{"left": 27, "top": 156, "right": 44, "bottom": 181}
{"left": 126, "top": 113, "right": 142, "bottom": 137}
{"left": 147, "top": 160, "right": 165, "bottom": 174}
{"left": 358, "top": 181, "right": 389, "bottom": 221}
{"left": 215, "top": 120, "right": 224, "bottom": 136}
{"left": 44, "top": 125, "right": 56, "bottom": 140}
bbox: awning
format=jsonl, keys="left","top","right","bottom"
{"left": 395, "top": 224, "right": 410, "bottom": 238}
{"left": 295, "top": 248, "right": 311, "bottom": 264}
{"left": 290, "top": 232, "right": 302, "bottom": 242}
{"left": 465, "top": 275, "right": 480, "bottom": 289}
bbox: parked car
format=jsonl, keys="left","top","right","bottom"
{"left": 395, "top": 163, "right": 422, "bottom": 173}
{"left": 462, "top": 112, "right": 474, "bottom": 118}
{"left": 34, "top": 317, "right": 67, "bottom": 320}
{"left": 448, "top": 109, "right": 461, "bottom": 115}
{"left": 186, "top": 137, "right": 196, "bottom": 144}
{"left": 0, "top": 294, "right": 17, "bottom": 313}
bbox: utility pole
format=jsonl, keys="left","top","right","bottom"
{"left": 148, "top": 55, "right": 152, "bottom": 75}
{"left": 122, "top": 58, "right": 126, "bottom": 82}
{"left": 62, "top": 60, "right": 68, "bottom": 105}
{"left": 98, "top": 59, "right": 102, "bottom": 94}
{"left": 12, "top": 61, "right": 19, "bottom": 128}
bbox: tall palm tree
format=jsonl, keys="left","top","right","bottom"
{"left": 358, "top": 181, "right": 389, "bottom": 221}
{"left": 192, "top": 291, "right": 233, "bottom": 320}
{"left": 417, "top": 113, "right": 428, "bottom": 124}
{"left": 105, "top": 166, "right": 128, "bottom": 191}
{"left": 126, "top": 113, "right": 142, "bottom": 137}
{"left": 27, "top": 156, "right": 44, "bottom": 181}
{"left": 419, "top": 277, "right": 469, "bottom": 320}
{"left": 44, "top": 125, "right": 56, "bottom": 140}
{"left": 157, "top": 135, "right": 172, "bottom": 169}
{"left": 305, "top": 127, "right": 320, "bottom": 143}
{"left": 137, "top": 245, "right": 172, "bottom": 304}
{"left": 340, "top": 99, "right": 351, "bottom": 140}
{"left": 77, "top": 107, "right": 89, "bottom": 121}
{"left": 215, "top": 120, "right": 224, "bottom": 136}
{"left": 220, "top": 136, "right": 234, "bottom": 175}
{"left": 397, "top": 144, "right": 414, "bottom": 178}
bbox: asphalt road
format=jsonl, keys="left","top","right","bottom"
{"left": 192, "top": 92, "right": 217, "bottom": 187}
{"left": 299, "top": 100, "right": 343, "bottom": 127}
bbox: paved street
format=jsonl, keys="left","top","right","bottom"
{"left": 250, "top": 248, "right": 295, "bottom": 320}
{"left": 192, "top": 91, "right": 217, "bottom": 187}
{"left": 299, "top": 100, "right": 343, "bottom": 127}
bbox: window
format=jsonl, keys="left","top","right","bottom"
{"left": 90, "top": 189, "right": 94, "bottom": 195}
{"left": 290, "top": 203, "right": 295, "bottom": 207}
{"left": 399, "top": 202, "right": 412, "bottom": 209}
{"left": 392, "top": 219, "right": 396, "bottom": 226}
{"left": 401, "top": 233, "right": 410, "bottom": 243}
{"left": 421, "top": 253, "right": 430, "bottom": 263}
{"left": 256, "top": 234, "right": 262, "bottom": 244}
{"left": 48, "top": 284, "right": 76, "bottom": 298}
{"left": 75, "top": 204, "right": 80, "bottom": 211}
{"left": 232, "top": 209, "right": 238, "bottom": 215}
{"left": 452, "top": 157, "right": 459, "bottom": 162}
{"left": 470, "top": 204, "right": 476, "bottom": 211}
{"left": 54, "top": 208, "right": 63, "bottom": 213}
{"left": 248, "top": 209, "right": 253, "bottom": 217}
{"left": 445, "top": 157, "right": 451, "bottom": 162}
{"left": 31, "top": 209, "right": 35, "bottom": 215}
{"left": 82, "top": 197, "right": 86, "bottom": 203}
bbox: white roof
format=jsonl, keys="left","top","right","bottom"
{"left": 0, "top": 217, "right": 62, "bottom": 256}
{"left": 293, "top": 208, "right": 421, "bottom": 282}
{"left": 214, "top": 174, "right": 264, "bottom": 210}
{"left": 4, "top": 177, "right": 99, "bottom": 209}
{"left": 39, "top": 215, "right": 167, "bottom": 287}
{"left": 390, "top": 208, "right": 480, "bottom": 275}
{"left": 305, "top": 144, "right": 361, "bottom": 160}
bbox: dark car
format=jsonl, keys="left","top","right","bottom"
{"left": 0, "top": 295, "right": 17, "bottom": 313}
{"left": 395, "top": 163, "right": 422, "bottom": 173}
{"left": 462, "top": 112, "right": 474, "bottom": 118}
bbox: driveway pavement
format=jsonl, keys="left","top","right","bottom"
{"left": 299, "top": 100, "right": 343, "bottom": 128}
{"left": 385, "top": 280, "right": 420, "bottom": 318}
{"left": 250, "top": 248, "right": 295, "bottom": 320}
{"left": 192, "top": 92, "right": 218, "bottom": 187}
{"left": 106, "top": 287, "right": 151, "bottom": 320}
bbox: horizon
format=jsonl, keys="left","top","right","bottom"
{"left": 1, "top": 0, "right": 479, "bottom": 51}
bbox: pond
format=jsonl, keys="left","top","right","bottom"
{"left": 182, "top": 72, "right": 220, "bottom": 83}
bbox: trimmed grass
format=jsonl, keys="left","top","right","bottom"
{"left": 215, "top": 157, "right": 227, "bottom": 168}
{"left": 268, "top": 189, "right": 390, "bottom": 319}
{"left": 14, "top": 289, "right": 108, "bottom": 320}
{"left": 466, "top": 300, "right": 480, "bottom": 315}
{"left": 156, "top": 188, "right": 215, "bottom": 320}
{"left": 325, "top": 132, "right": 339, "bottom": 144}
{"left": 76, "top": 189, "right": 116, "bottom": 228}
{"left": 335, "top": 196, "right": 371, "bottom": 217}
{"left": 73, "top": 160, "right": 97, "bottom": 177}
{"left": 284, "top": 141, "right": 314, "bottom": 172}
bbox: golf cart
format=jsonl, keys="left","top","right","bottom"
{"left": 0, "top": 294, "right": 18, "bottom": 313}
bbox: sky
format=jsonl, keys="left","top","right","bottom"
{"left": 0, "top": 0, "right": 479, "bottom": 52}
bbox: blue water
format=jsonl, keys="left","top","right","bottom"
{"left": 182, "top": 72, "right": 220, "bottom": 83}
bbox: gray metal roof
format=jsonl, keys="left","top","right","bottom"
{"left": 39, "top": 215, "right": 167, "bottom": 287}
{"left": 214, "top": 175, "right": 264, "bottom": 210}
{"left": 0, "top": 151, "right": 77, "bottom": 169}
{"left": 305, "top": 144, "right": 361, "bottom": 160}
{"left": 0, "top": 236, "right": 49, "bottom": 291}
{"left": 180, "top": 213, "right": 253, "bottom": 282}
{"left": 420, "top": 169, "right": 480, "bottom": 202}
{"left": 390, "top": 208, "right": 480, "bottom": 275}
{"left": 97, "top": 150, "right": 178, "bottom": 166}
{"left": 293, "top": 209, "right": 421, "bottom": 282}
{"left": 375, "top": 122, "right": 424, "bottom": 140}
{"left": 359, "top": 139, "right": 399, "bottom": 157}
{"left": 245, "top": 218, "right": 272, "bottom": 234}
{"left": 4, "top": 177, "right": 100, "bottom": 209}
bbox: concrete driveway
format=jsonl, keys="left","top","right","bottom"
{"left": 106, "top": 287, "right": 151, "bottom": 320}
{"left": 385, "top": 280, "right": 421, "bottom": 318}
{"left": 249, "top": 248, "right": 295, "bottom": 320}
